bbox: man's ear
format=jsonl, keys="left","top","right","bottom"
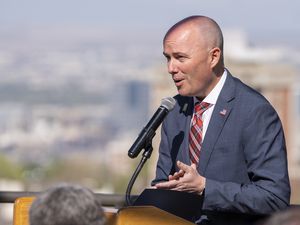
{"left": 209, "top": 47, "right": 221, "bottom": 68}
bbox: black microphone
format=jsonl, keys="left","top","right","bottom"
{"left": 128, "top": 97, "right": 176, "bottom": 158}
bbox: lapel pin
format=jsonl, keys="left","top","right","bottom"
{"left": 182, "top": 103, "right": 188, "bottom": 113}
{"left": 220, "top": 109, "right": 227, "bottom": 116}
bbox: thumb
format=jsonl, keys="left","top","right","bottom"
{"left": 191, "top": 163, "right": 197, "bottom": 170}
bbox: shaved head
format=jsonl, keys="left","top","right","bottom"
{"left": 164, "top": 15, "right": 224, "bottom": 65}
{"left": 162, "top": 15, "right": 225, "bottom": 97}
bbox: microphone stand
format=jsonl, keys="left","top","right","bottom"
{"left": 125, "top": 133, "right": 155, "bottom": 206}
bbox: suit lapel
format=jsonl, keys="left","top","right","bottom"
{"left": 198, "top": 73, "right": 236, "bottom": 174}
{"left": 179, "top": 98, "right": 194, "bottom": 165}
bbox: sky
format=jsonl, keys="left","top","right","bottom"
{"left": 0, "top": 0, "right": 299, "bottom": 48}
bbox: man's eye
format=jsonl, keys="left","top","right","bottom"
{"left": 164, "top": 55, "right": 170, "bottom": 61}
{"left": 176, "top": 56, "right": 186, "bottom": 61}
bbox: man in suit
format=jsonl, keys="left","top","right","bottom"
{"left": 152, "top": 15, "right": 290, "bottom": 224}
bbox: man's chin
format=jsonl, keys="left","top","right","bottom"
{"left": 177, "top": 89, "right": 193, "bottom": 97}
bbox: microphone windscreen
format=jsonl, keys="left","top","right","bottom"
{"left": 161, "top": 97, "right": 176, "bottom": 111}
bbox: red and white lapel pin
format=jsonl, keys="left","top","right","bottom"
{"left": 219, "top": 109, "right": 227, "bottom": 116}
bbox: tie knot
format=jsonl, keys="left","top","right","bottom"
{"left": 194, "top": 102, "right": 211, "bottom": 116}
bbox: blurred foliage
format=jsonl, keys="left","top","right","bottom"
{"left": 0, "top": 153, "right": 151, "bottom": 195}
{"left": 0, "top": 154, "right": 23, "bottom": 180}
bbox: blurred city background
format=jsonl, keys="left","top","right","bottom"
{"left": 0, "top": 0, "right": 300, "bottom": 224}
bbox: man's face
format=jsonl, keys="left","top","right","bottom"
{"left": 163, "top": 27, "right": 218, "bottom": 98}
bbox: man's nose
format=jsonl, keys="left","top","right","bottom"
{"left": 167, "top": 60, "right": 179, "bottom": 75}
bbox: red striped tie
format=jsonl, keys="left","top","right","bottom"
{"left": 189, "top": 102, "right": 211, "bottom": 164}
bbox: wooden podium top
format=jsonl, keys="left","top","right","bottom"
{"left": 117, "top": 206, "right": 195, "bottom": 225}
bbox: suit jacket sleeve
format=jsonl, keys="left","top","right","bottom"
{"left": 203, "top": 102, "right": 290, "bottom": 214}
{"left": 152, "top": 121, "right": 174, "bottom": 184}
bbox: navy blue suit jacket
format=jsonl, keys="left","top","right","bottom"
{"left": 152, "top": 72, "right": 290, "bottom": 220}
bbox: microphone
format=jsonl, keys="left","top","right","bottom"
{"left": 128, "top": 97, "right": 176, "bottom": 158}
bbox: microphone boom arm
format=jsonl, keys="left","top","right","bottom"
{"left": 125, "top": 132, "right": 155, "bottom": 206}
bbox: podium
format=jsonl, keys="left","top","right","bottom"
{"left": 130, "top": 189, "right": 267, "bottom": 225}
{"left": 117, "top": 206, "right": 194, "bottom": 225}
{"left": 132, "top": 188, "right": 202, "bottom": 222}
{"left": 115, "top": 188, "right": 199, "bottom": 225}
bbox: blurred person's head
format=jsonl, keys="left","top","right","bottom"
{"left": 261, "top": 207, "right": 300, "bottom": 225}
{"left": 163, "top": 15, "right": 224, "bottom": 100}
{"left": 29, "top": 183, "right": 106, "bottom": 225}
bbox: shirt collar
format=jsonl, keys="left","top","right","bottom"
{"left": 194, "top": 69, "right": 227, "bottom": 105}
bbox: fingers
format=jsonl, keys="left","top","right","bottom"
{"left": 191, "top": 163, "right": 197, "bottom": 170}
{"left": 169, "top": 170, "right": 184, "bottom": 181}
{"left": 156, "top": 161, "right": 192, "bottom": 190}
{"left": 155, "top": 180, "right": 187, "bottom": 192}
{"left": 155, "top": 180, "right": 178, "bottom": 189}
{"left": 156, "top": 161, "right": 205, "bottom": 194}
{"left": 169, "top": 161, "right": 194, "bottom": 181}
{"left": 176, "top": 161, "right": 194, "bottom": 173}
{"left": 148, "top": 185, "right": 157, "bottom": 189}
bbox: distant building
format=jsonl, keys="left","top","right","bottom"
{"left": 115, "top": 80, "right": 150, "bottom": 132}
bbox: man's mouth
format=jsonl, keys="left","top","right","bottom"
{"left": 174, "top": 78, "right": 184, "bottom": 87}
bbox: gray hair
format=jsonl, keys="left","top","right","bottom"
{"left": 261, "top": 207, "right": 300, "bottom": 225}
{"left": 29, "top": 183, "right": 106, "bottom": 225}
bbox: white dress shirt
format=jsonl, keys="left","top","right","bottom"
{"left": 192, "top": 70, "right": 227, "bottom": 140}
